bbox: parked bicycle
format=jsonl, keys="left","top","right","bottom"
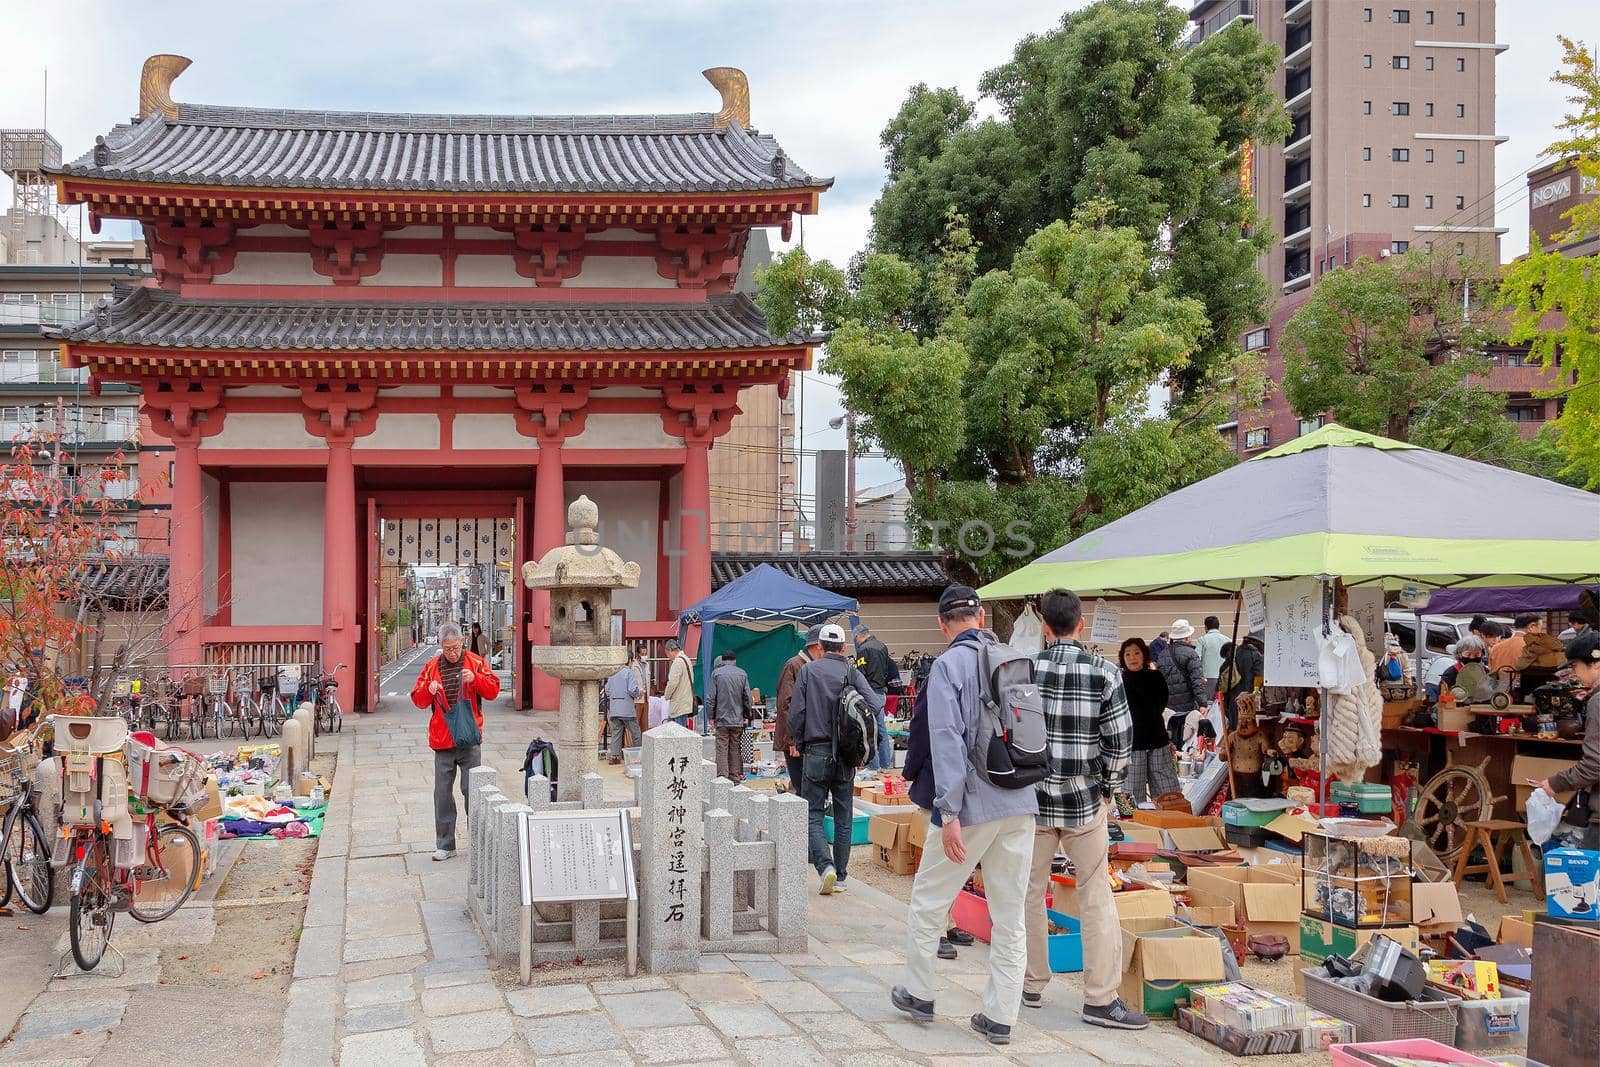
{"left": 49, "top": 716, "right": 205, "bottom": 972}
{"left": 0, "top": 729, "right": 52, "bottom": 914}
{"left": 312, "top": 663, "right": 347, "bottom": 735}
{"left": 226, "top": 669, "right": 264, "bottom": 738}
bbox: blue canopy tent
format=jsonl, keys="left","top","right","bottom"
{"left": 677, "top": 563, "right": 859, "bottom": 693}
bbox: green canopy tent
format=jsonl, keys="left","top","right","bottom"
{"left": 980, "top": 424, "right": 1600, "bottom": 601}
{"left": 977, "top": 423, "right": 1600, "bottom": 819}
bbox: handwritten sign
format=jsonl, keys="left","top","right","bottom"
{"left": 1345, "top": 587, "right": 1385, "bottom": 658}
{"left": 1263, "top": 578, "right": 1326, "bottom": 687}
{"left": 519, "top": 810, "right": 635, "bottom": 905}
{"left": 1088, "top": 600, "right": 1121, "bottom": 647}
{"left": 1243, "top": 582, "right": 1267, "bottom": 634}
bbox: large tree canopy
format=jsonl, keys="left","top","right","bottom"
{"left": 1501, "top": 36, "right": 1600, "bottom": 487}
{"left": 758, "top": 0, "right": 1286, "bottom": 582}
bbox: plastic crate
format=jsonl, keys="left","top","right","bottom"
{"left": 1303, "top": 968, "right": 1461, "bottom": 1044}
{"left": 1045, "top": 908, "right": 1083, "bottom": 973}
{"left": 950, "top": 889, "right": 992, "bottom": 943}
{"left": 823, "top": 811, "right": 870, "bottom": 846}
{"left": 1330, "top": 1039, "right": 1502, "bottom": 1067}
{"left": 1454, "top": 991, "right": 1530, "bottom": 1051}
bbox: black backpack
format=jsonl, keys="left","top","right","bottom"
{"left": 522, "top": 738, "right": 559, "bottom": 801}
{"left": 832, "top": 669, "right": 879, "bottom": 770}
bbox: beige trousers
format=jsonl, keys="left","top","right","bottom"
{"left": 1025, "top": 806, "right": 1122, "bottom": 1005}
{"left": 902, "top": 813, "right": 1034, "bottom": 1027}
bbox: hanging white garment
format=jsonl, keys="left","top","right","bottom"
{"left": 1010, "top": 603, "right": 1045, "bottom": 657}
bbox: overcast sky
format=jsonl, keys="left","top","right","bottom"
{"left": 1, "top": 0, "right": 1587, "bottom": 498}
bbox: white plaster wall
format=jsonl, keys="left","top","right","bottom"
{"left": 452, "top": 227, "right": 501, "bottom": 241}
{"left": 241, "top": 224, "right": 301, "bottom": 238}
{"left": 222, "top": 251, "right": 333, "bottom": 286}
{"left": 565, "top": 480, "right": 659, "bottom": 622}
{"left": 355, "top": 413, "right": 440, "bottom": 450}
{"left": 387, "top": 226, "right": 441, "bottom": 239}
{"left": 379, "top": 386, "right": 440, "bottom": 398}
{"left": 228, "top": 386, "right": 297, "bottom": 398}
{"left": 452, "top": 386, "right": 509, "bottom": 398}
{"left": 454, "top": 256, "right": 523, "bottom": 287}
{"left": 204, "top": 413, "right": 322, "bottom": 450}
{"left": 230, "top": 483, "right": 324, "bottom": 626}
{"left": 571, "top": 257, "right": 671, "bottom": 289}
{"left": 202, "top": 473, "right": 220, "bottom": 621}
{"left": 370, "top": 254, "right": 442, "bottom": 286}
{"left": 667, "top": 471, "right": 681, "bottom": 612}
{"left": 589, "top": 228, "right": 651, "bottom": 242}
{"left": 590, "top": 387, "right": 657, "bottom": 399}
{"left": 453, "top": 414, "right": 534, "bottom": 450}
{"left": 567, "top": 413, "right": 677, "bottom": 450}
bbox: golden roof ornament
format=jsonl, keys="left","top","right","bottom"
{"left": 139, "top": 54, "right": 191, "bottom": 120}
{"left": 703, "top": 67, "right": 750, "bottom": 129}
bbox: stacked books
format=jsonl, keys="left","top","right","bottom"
{"left": 1178, "top": 982, "right": 1353, "bottom": 1057}
{"left": 1189, "top": 982, "right": 1307, "bottom": 1032}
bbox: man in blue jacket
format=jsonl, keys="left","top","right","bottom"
{"left": 891, "top": 586, "right": 1038, "bottom": 1047}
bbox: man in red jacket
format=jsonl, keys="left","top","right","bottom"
{"left": 412, "top": 623, "right": 501, "bottom": 861}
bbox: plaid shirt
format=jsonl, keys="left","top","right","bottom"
{"left": 1034, "top": 638, "right": 1134, "bottom": 827}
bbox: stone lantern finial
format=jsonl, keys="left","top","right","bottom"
{"left": 567, "top": 495, "right": 600, "bottom": 546}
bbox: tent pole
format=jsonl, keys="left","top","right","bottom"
{"left": 1319, "top": 577, "right": 1332, "bottom": 814}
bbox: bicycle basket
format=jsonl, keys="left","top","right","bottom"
{"left": 276, "top": 665, "right": 302, "bottom": 696}
{"left": 206, "top": 674, "right": 230, "bottom": 696}
{"left": 180, "top": 676, "right": 206, "bottom": 697}
{"left": 126, "top": 733, "right": 207, "bottom": 809}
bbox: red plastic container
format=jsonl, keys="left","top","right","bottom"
{"left": 1330, "top": 1039, "right": 1500, "bottom": 1067}
{"left": 949, "top": 889, "right": 993, "bottom": 944}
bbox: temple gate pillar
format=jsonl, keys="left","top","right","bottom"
{"left": 301, "top": 384, "right": 378, "bottom": 690}
{"left": 144, "top": 383, "right": 225, "bottom": 669}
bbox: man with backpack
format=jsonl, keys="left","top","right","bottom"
{"left": 891, "top": 586, "right": 1039, "bottom": 1047}
{"left": 785, "top": 622, "right": 883, "bottom": 895}
{"left": 1021, "top": 589, "right": 1146, "bottom": 1030}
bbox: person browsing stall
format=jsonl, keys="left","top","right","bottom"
{"left": 1119, "top": 637, "right": 1174, "bottom": 806}
{"left": 775, "top": 627, "right": 823, "bottom": 790}
{"left": 705, "top": 650, "right": 754, "bottom": 782}
{"left": 1536, "top": 631, "right": 1600, "bottom": 849}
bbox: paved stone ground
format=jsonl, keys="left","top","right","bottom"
{"left": 270, "top": 683, "right": 1237, "bottom": 1067}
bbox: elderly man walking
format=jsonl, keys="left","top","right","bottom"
{"left": 662, "top": 639, "right": 697, "bottom": 728}
{"left": 705, "top": 651, "right": 754, "bottom": 780}
{"left": 411, "top": 623, "right": 501, "bottom": 861}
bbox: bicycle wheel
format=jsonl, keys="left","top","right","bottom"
{"left": 129, "top": 821, "right": 200, "bottom": 923}
{"left": 68, "top": 843, "right": 115, "bottom": 972}
{"left": 331, "top": 696, "right": 343, "bottom": 733}
{"left": 5, "top": 807, "right": 54, "bottom": 914}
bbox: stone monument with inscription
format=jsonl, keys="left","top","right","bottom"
{"left": 522, "top": 496, "right": 640, "bottom": 800}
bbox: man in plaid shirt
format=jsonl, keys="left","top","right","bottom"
{"left": 1021, "top": 589, "right": 1146, "bottom": 1029}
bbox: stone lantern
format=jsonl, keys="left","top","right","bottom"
{"left": 522, "top": 495, "right": 640, "bottom": 799}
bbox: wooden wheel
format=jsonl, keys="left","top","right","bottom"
{"left": 1407, "top": 760, "right": 1506, "bottom": 865}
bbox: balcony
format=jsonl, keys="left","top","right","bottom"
{"left": 1283, "top": 0, "right": 1311, "bottom": 23}
{"left": 0, "top": 412, "right": 140, "bottom": 447}
{"left": 0, "top": 353, "right": 91, "bottom": 386}
{"left": 0, "top": 301, "right": 89, "bottom": 328}
{"left": 1283, "top": 249, "right": 1312, "bottom": 291}
{"left": 1283, "top": 159, "right": 1312, "bottom": 202}
{"left": 1184, "top": 0, "right": 1254, "bottom": 48}
{"left": 1284, "top": 112, "right": 1312, "bottom": 159}
{"left": 1284, "top": 22, "right": 1313, "bottom": 68}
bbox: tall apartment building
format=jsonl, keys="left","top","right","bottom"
{"left": 1188, "top": 0, "right": 1508, "bottom": 453}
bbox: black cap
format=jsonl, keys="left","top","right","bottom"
{"left": 804, "top": 625, "right": 824, "bottom": 644}
{"left": 1565, "top": 630, "right": 1600, "bottom": 665}
{"left": 939, "top": 584, "right": 981, "bottom": 614}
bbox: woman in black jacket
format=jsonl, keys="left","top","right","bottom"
{"left": 1120, "top": 638, "right": 1177, "bottom": 804}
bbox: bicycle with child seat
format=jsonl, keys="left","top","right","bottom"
{"left": 0, "top": 729, "right": 53, "bottom": 914}
{"left": 312, "top": 663, "right": 347, "bottom": 735}
{"left": 45, "top": 716, "right": 204, "bottom": 972}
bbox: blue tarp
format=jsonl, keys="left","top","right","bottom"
{"left": 677, "top": 563, "right": 859, "bottom": 692}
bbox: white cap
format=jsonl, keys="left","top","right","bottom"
{"left": 817, "top": 623, "right": 847, "bottom": 644}
{"left": 1169, "top": 619, "right": 1196, "bottom": 640}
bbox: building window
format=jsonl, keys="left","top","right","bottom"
{"left": 1425, "top": 240, "right": 1434, "bottom": 252}
{"left": 1364, "top": 7, "right": 1373, "bottom": 20}
{"left": 1298, "top": 416, "right": 1327, "bottom": 436}
{"left": 1393, "top": 9, "right": 1410, "bottom": 23}
{"left": 1392, "top": 194, "right": 1410, "bottom": 208}
{"left": 1364, "top": 100, "right": 1373, "bottom": 115}
{"left": 1363, "top": 147, "right": 1373, "bottom": 160}
{"left": 1393, "top": 101, "right": 1410, "bottom": 116}
{"left": 1425, "top": 149, "right": 1435, "bottom": 162}
{"left": 1455, "top": 103, "right": 1466, "bottom": 118}
{"left": 1456, "top": 57, "right": 1465, "bottom": 72}
{"left": 1392, "top": 240, "right": 1410, "bottom": 253}
{"left": 1243, "top": 427, "right": 1271, "bottom": 451}
{"left": 1364, "top": 54, "right": 1374, "bottom": 69}
{"left": 1456, "top": 10, "right": 1465, "bottom": 25}
{"left": 1426, "top": 102, "right": 1435, "bottom": 116}
{"left": 1394, "top": 56, "right": 1410, "bottom": 70}
{"left": 1425, "top": 194, "right": 1434, "bottom": 208}
{"left": 1425, "top": 9, "right": 1435, "bottom": 23}
{"left": 1425, "top": 56, "right": 1435, "bottom": 71}
{"left": 1456, "top": 242, "right": 1465, "bottom": 255}
{"left": 1244, "top": 328, "right": 1270, "bottom": 351}
{"left": 1456, "top": 195, "right": 1466, "bottom": 209}
{"left": 1506, "top": 403, "right": 1543, "bottom": 424}
{"left": 1363, "top": 193, "right": 1373, "bottom": 207}
{"left": 1456, "top": 149, "right": 1466, "bottom": 163}
{"left": 1393, "top": 148, "right": 1410, "bottom": 162}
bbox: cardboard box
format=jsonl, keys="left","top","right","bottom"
{"left": 1130, "top": 809, "right": 1210, "bottom": 830}
{"left": 1412, "top": 880, "right": 1465, "bottom": 933}
{"left": 190, "top": 775, "right": 224, "bottom": 822}
{"left": 1120, "top": 917, "right": 1227, "bottom": 1018}
{"left": 1118, "top": 820, "right": 1167, "bottom": 847}
{"left": 1437, "top": 706, "right": 1475, "bottom": 732}
{"left": 1544, "top": 848, "right": 1600, "bottom": 923}
{"left": 1495, "top": 916, "right": 1533, "bottom": 948}
{"left": 1165, "top": 826, "right": 1226, "bottom": 853}
{"left": 1115, "top": 888, "right": 1176, "bottom": 920}
{"left": 1427, "top": 960, "right": 1500, "bottom": 1000}
{"left": 868, "top": 789, "right": 912, "bottom": 807}
{"left": 1180, "top": 902, "right": 1238, "bottom": 927}
{"left": 1189, "top": 865, "right": 1301, "bottom": 954}
{"left": 1298, "top": 915, "right": 1418, "bottom": 963}
{"left": 1265, "top": 812, "right": 1320, "bottom": 844}
{"left": 1513, "top": 754, "right": 1576, "bottom": 809}
{"left": 867, "top": 811, "right": 921, "bottom": 875}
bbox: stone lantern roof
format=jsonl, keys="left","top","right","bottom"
{"left": 521, "top": 496, "right": 642, "bottom": 591}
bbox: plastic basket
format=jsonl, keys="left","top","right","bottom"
{"left": 125, "top": 732, "right": 207, "bottom": 810}
{"left": 55, "top": 716, "right": 129, "bottom": 754}
{"left": 1302, "top": 967, "right": 1461, "bottom": 1044}
{"left": 206, "top": 674, "right": 229, "bottom": 696}
{"left": 276, "top": 666, "right": 302, "bottom": 697}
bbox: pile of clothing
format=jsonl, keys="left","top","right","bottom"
{"left": 219, "top": 793, "right": 326, "bottom": 839}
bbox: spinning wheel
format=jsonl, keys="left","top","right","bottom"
{"left": 1406, "top": 760, "right": 1507, "bottom": 865}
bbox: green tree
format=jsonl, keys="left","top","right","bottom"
{"left": 870, "top": 0, "right": 1287, "bottom": 394}
{"left": 1279, "top": 251, "right": 1534, "bottom": 468}
{"left": 1500, "top": 37, "right": 1600, "bottom": 486}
